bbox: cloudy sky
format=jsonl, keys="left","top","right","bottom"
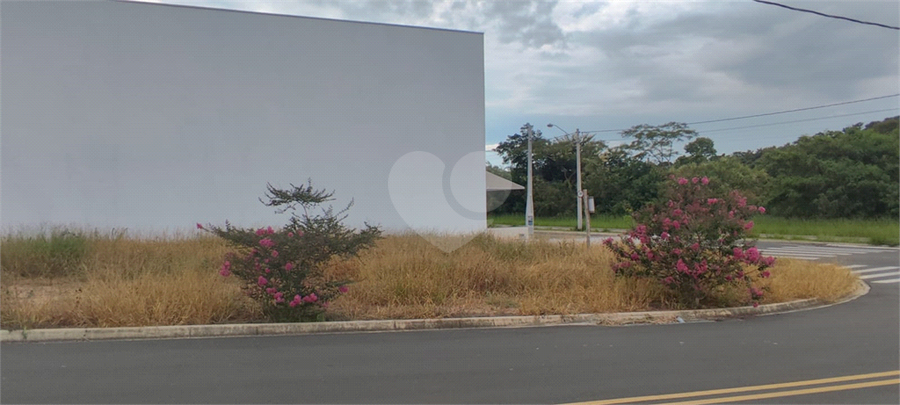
{"left": 143, "top": 0, "right": 899, "bottom": 165}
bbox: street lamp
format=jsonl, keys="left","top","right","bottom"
{"left": 548, "top": 123, "right": 583, "bottom": 231}
{"left": 521, "top": 123, "right": 538, "bottom": 239}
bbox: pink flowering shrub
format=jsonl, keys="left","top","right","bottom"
{"left": 200, "top": 181, "right": 381, "bottom": 322}
{"left": 604, "top": 176, "right": 775, "bottom": 308}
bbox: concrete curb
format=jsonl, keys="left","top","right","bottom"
{"left": 0, "top": 280, "right": 870, "bottom": 343}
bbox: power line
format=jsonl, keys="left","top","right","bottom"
{"left": 541, "top": 107, "right": 898, "bottom": 144}
{"left": 699, "top": 108, "right": 898, "bottom": 134}
{"left": 577, "top": 93, "right": 899, "bottom": 135}
{"left": 685, "top": 94, "right": 899, "bottom": 125}
{"left": 752, "top": 0, "right": 900, "bottom": 30}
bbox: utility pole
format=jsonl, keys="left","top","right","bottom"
{"left": 548, "top": 123, "right": 585, "bottom": 231}
{"left": 522, "top": 123, "right": 537, "bottom": 240}
{"left": 575, "top": 128, "right": 583, "bottom": 231}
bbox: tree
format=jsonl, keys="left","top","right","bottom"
{"left": 676, "top": 137, "right": 718, "bottom": 166}
{"left": 620, "top": 122, "right": 697, "bottom": 165}
{"left": 756, "top": 118, "right": 899, "bottom": 218}
{"left": 670, "top": 156, "right": 772, "bottom": 205}
{"left": 583, "top": 147, "right": 665, "bottom": 216}
{"left": 493, "top": 130, "right": 606, "bottom": 216}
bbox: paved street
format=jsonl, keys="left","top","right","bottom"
{"left": 2, "top": 241, "right": 897, "bottom": 404}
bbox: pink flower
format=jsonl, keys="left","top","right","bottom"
{"left": 338, "top": 285, "right": 349, "bottom": 293}
{"left": 256, "top": 228, "right": 266, "bottom": 236}
{"left": 284, "top": 262, "right": 294, "bottom": 271}
{"left": 266, "top": 287, "right": 277, "bottom": 295}
{"left": 647, "top": 252, "right": 656, "bottom": 261}
{"left": 271, "top": 250, "right": 279, "bottom": 258}
{"left": 219, "top": 268, "right": 231, "bottom": 277}
{"left": 264, "top": 268, "right": 270, "bottom": 273}
{"left": 662, "top": 276, "right": 674, "bottom": 285}
{"left": 673, "top": 209, "right": 683, "bottom": 217}
{"left": 701, "top": 177, "right": 709, "bottom": 185}
{"left": 196, "top": 223, "right": 204, "bottom": 229}
{"left": 672, "top": 248, "right": 682, "bottom": 255}
{"left": 289, "top": 300, "right": 298, "bottom": 308}
{"left": 707, "top": 198, "right": 718, "bottom": 205}
{"left": 672, "top": 221, "right": 681, "bottom": 230}
{"left": 259, "top": 238, "right": 275, "bottom": 248}
{"left": 267, "top": 226, "right": 274, "bottom": 235}
{"left": 288, "top": 232, "right": 294, "bottom": 238}
{"left": 761, "top": 270, "right": 771, "bottom": 278}
{"left": 744, "top": 221, "right": 754, "bottom": 230}
{"left": 763, "top": 256, "right": 776, "bottom": 267}
{"left": 631, "top": 253, "right": 640, "bottom": 261}
{"left": 692, "top": 177, "right": 699, "bottom": 184}
{"left": 676, "top": 259, "right": 688, "bottom": 273}
{"left": 257, "top": 276, "right": 268, "bottom": 286}
{"left": 758, "top": 206, "right": 766, "bottom": 214}
{"left": 753, "top": 302, "right": 759, "bottom": 308}
{"left": 732, "top": 247, "right": 743, "bottom": 259}
{"left": 661, "top": 232, "right": 670, "bottom": 240}
{"left": 746, "top": 247, "right": 760, "bottom": 262}
{"left": 678, "top": 177, "right": 688, "bottom": 185}
{"left": 603, "top": 237, "right": 614, "bottom": 245}
{"left": 690, "top": 242, "right": 700, "bottom": 251}
{"left": 274, "top": 292, "right": 284, "bottom": 303}
{"left": 738, "top": 197, "right": 747, "bottom": 208}
{"left": 302, "top": 293, "right": 318, "bottom": 303}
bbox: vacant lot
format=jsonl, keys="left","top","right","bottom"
{"left": 1, "top": 230, "right": 859, "bottom": 329}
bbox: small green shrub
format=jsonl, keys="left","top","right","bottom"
{"left": 1, "top": 230, "right": 89, "bottom": 278}
{"left": 202, "top": 181, "right": 381, "bottom": 322}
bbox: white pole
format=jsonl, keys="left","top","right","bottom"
{"left": 575, "top": 128, "right": 583, "bottom": 231}
{"left": 524, "top": 123, "right": 534, "bottom": 240}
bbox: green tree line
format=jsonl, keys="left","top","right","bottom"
{"left": 490, "top": 116, "right": 899, "bottom": 220}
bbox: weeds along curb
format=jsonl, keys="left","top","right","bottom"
{"left": 1, "top": 281, "right": 870, "bottom": 343}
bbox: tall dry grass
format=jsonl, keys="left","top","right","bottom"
{"left": 1, "top": 230, "right": 861, "bottom": 329}
{"left": 1, "top": 230, "right": 258, "bottom": 329}
{"left": 324, "top": 233, "right": 672, "bottom": 320}
{"left": 759, "top": 258, "right": 860, "bottom": 303}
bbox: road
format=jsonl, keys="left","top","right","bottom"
{"left": 2, "top": 242, "right": 897, "bottom": 404}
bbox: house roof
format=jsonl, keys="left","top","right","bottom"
{"left": 486, "top": 171, "right": 524, "bottom": 192}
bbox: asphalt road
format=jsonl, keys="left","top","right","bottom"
{"left": 2, "top": 242, "right": 897, "bottom": 404}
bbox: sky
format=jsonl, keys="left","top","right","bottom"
{"left": 141, "top": 0, "right": 900, "bottom": 166}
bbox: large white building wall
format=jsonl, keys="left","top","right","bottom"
{"left": 1, "top": 1, "right": 486, "bottom": 235}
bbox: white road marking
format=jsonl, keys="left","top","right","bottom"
{"left": 858, "top": 272, "right": 900, "bottom": 280}
{"left": 871, "top": 278, "right": 900, "bottom": 284}
{"left": 851, "top": 266, "right": 900, "bottom": 274}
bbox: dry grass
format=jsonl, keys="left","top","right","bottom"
{"left": 322, "top": 233, "right": 671, "bottom": 320}
{"left": 759, "top": 258, "right": 860, "bottom": 303}
{"left": 1, "top": 231, "right": 258, "bottom": 329}
{"left": 1, "top": 230, "right": 861, "bottom": 329}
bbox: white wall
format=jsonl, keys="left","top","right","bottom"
{"left": 1, "top": 0, "right": 486, "bottom": 235}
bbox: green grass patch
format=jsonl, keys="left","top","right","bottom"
{"left": 750, "top": 216, "right": 899, "bottom": 246}
{"left": 1, "top": 229, "right": 91, "bottom": 278}
{"left": 489, "top": 214, "right": 898, "bottom": 246}
{"left": 488, "top": 214, "right": 633, "bottom": 231}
